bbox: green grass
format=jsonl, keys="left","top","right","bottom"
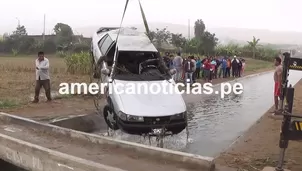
{"left": 0, "top": 99, "right": 20, "bottom": 109}
{"left": 244, "top": 58, "right": 273, "bottom": 72}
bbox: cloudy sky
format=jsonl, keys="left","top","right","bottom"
{"left": 0, "top": 0, "right": 301, "bottom": 35}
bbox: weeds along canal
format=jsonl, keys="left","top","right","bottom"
{"left": 101, "top": 71, "right": 302, "bottom": 157}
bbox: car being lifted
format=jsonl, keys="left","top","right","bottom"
{"left": 90, "top": 27, "right": 187, "bottom": 136}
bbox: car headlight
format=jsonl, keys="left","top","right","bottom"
{"left": 117, "top": 111, "right": 144, "bottom": 122}
{"left": 170, "top": 112, "right": 186, "bottom": 120}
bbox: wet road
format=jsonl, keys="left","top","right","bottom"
{"left": 105, "top": 71, "right": 302, "bottom": 157}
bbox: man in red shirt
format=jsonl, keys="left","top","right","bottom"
{"left": 203, "top": 58, "right": 211, "bottom": 82}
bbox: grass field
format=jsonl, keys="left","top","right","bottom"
{"left": 0, "top": 56, "right": 90, "bottom": 108}
{"left": 0, "top": 55, "right": 274, "bottom": 109}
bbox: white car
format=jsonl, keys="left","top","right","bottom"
{"left": 90, "top": 27, "right": 187, "bottom": 135}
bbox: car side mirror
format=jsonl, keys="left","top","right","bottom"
{"left": 169, "top": 69, "right": 176, "bottom": 75}
{"left": 101, "top": 68, "right": 110, "bottom": 75}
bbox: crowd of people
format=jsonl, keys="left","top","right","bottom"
{"left": 163, "top": 52, "right": 246, "bottom": 84}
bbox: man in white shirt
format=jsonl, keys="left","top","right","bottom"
{"left": 191, "top": 56, "right": 197, "bottom": 83}
{"left": 172, "top": 52, "right": 183, "bottom": 82}
{"left": 32, "top": 51, "right": 52, "bottom": 103}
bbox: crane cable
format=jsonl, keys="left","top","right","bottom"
{"left": 110, "top": 0, "right": 150, "bottom": 77}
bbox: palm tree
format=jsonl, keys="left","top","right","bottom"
{"left": 247, "top": 36, "right": 260, "bottom": 58}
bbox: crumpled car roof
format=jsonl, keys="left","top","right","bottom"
{"left": 108, "top": 27, "right": 158, "bottom": 52}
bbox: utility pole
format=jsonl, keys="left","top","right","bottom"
{"left": 15, "top": 17, "right": 20, "bottom": 26}
{"left": 43, "top": 14, "right": 46, "bottom": 46}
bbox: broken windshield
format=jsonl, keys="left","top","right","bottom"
{"left": 112, "top": 51, "right": 170, "bottom": 81}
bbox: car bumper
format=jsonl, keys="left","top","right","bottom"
{"left": 117, "top": 118, "right": 187, "bottom": 135}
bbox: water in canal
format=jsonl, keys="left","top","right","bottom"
{"left": 103, "top": 71, "right": 302, "bottom": 157}
{"left": 0, "top": 159, "right": 26, "bottom": 171}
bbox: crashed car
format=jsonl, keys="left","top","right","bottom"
{"left": 90, "top": 27, "right": 187, "bottom": 135}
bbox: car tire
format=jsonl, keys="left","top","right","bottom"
{"left": 103, "top": 105, "right": 119, "bottom": 130}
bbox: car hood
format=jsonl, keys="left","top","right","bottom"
{"left": 113, "top": 80, "right": 186, "bottom": 116}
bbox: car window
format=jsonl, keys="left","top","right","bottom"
{"left": 100, "top": 35, "right": 114, "bottom": 55}
{"left": 97, "top": 34, "right": 108, "bottom": 53}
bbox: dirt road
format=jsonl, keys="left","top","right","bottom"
{"left": 216, "top": 79, "right": 302, "bottom": 171}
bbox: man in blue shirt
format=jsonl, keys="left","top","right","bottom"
{"left": 195, "top": 57, "right": 201, "bottom": 79}
{"left": 219, "top": 56, "right": 227, "bottom": 78}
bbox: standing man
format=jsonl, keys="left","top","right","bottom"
{"left": 219, "top": 57, "right": 227, "bottom": 78}
{"left": 203, "top": 57, "right": 211, "bottom": 82}
{"left": 163, "top": 52, "right": 171, "bottom": 68}
{"left": 238, "top": 58, "right": 243, "bottom": 77}
{"left": 226, "top": 57, "right": 231, "bottom": 77}
{"left": 272, "top": 56, "right": 282, "bottom": 114}
{"left": 195, "top": 57, "right": 201, "bottom": 79}
{"left": 231, "top": 56, "right": 239, "bottom": 77}
{"left": 183, "top": 56, "right": 194, "bottom": 84}
{"left": 172, "top": 52, "right": 183, "bottom": 82}
{"left": 191, "top": 56, "right": 197, "bottom": 83}
{"left": 32, "top": 51, "right": 52, "bottom": 103}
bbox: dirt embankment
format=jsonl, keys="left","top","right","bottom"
{"left": 216, "top": 79, "right": 302, "bottom": 171}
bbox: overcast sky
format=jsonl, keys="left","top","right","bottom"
{"left": 0, "top": 0, "right": 301, "bottom": 35}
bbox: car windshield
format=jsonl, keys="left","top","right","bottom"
{"left": 113, "top": 51, "right": 170, "bottom": 81}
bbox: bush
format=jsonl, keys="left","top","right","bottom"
{"left": 72, "top": 42, "right": 90, "bottom": 53}
{"left": 56, "top": 51, "right": 68, "bottom": 58}
{"left": 43, "top": 39, "right": 57, "bottom": 53}
{"left": 64, "top": 51, "right": 91, "bottom": 74}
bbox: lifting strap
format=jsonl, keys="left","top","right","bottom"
{"left": 110, "top": 0, "right": 150, "bottom": 77}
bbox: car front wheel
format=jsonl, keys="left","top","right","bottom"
{"left": 103, "top": 105, "right": 119, "bottom": 130}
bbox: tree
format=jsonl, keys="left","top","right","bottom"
{"left": 146, "top": 31, "right": 156, "bottom": 42}
{"left": 194, "top": 19, "right": 205, "bottom": 39}
{"left": 54, "top": 23, "right": 74, "bottom": 50}
{"left": 7, "top": 25, "right": 35, "bottom": 54}
{"left": 185, "top": 38, "right": 200, "bottom": 54}
{"left": 170, "top": 33, "right": 186, "bottom": 49}
{"left": 151, "top": 28, "right": 171, "bottom": 49}
{"left": 247, "top": 36, "right": 260, "bottom": 58}
{"left": 200, "top": 31, "right": 218, "bottom": 55}
{"left": 12, "top": 25, "right": 27, "bottom": 37}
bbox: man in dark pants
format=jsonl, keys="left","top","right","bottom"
{"left": 238, "top": 58, "right": 243, "bottom": 77}
{"left": 231, "top": 56, "right": 239, "bottom": 77}
{"left": 32, "top": 51, "right": 52, "bottom": 103}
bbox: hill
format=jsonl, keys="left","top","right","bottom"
{"left": 75, "top": 22, "right": 302, "bottom": 45}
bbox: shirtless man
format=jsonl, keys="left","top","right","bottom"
{"left": 273, "top": 56, "right": 282, "bottom": 114}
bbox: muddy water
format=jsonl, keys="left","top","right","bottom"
{"left": 0, "top": 159, "right": 26, "bottom": 171}
{"left": 103, "top": 71, "right": 302, "bottom": 157}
